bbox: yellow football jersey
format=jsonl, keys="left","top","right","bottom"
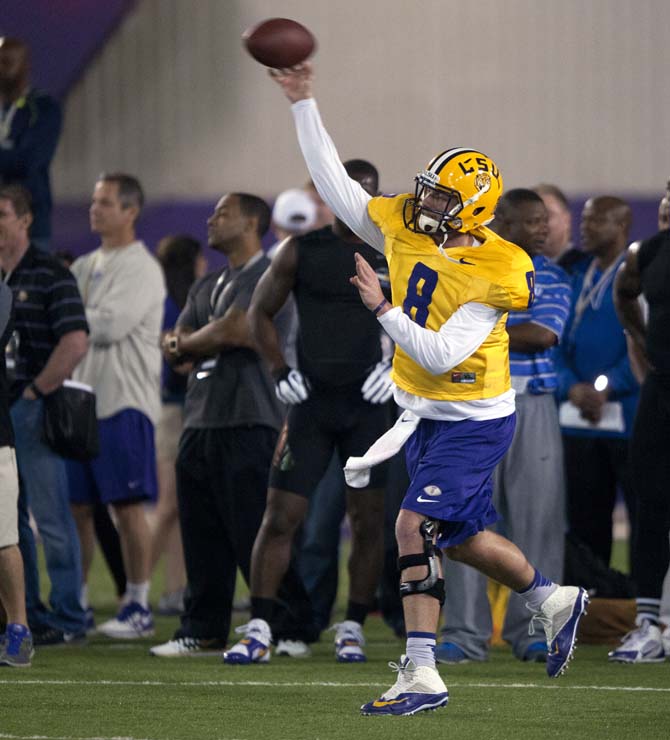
{"left": 367, "top": 194, "right": 534, "bottom": 401}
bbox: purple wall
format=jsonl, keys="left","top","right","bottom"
{"left": 52, "top": 200, "right": 279, "bottom": 270}
{"left": 1, "top": 0, "right": 135, "bottom": 99}
{"left": 52, "top": 195, "right": 662, "bottom": 269}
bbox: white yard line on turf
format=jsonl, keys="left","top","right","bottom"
{"left": 0, "top": 736, "right": 246, "bottom": 740}
{"left": 0, "top": 735, "right": 159, "bottom": 740}
{"left": 0, "top": 679, "right": 669, "bottom": 693}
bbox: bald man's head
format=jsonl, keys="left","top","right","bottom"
{"left": 0, "top": 37, "right": 30, "bottom": 99}
{"left": 580, "top": 196, "right": 632, "bottom": 256}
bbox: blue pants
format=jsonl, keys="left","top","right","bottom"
{"left": 12, "top": 397, "right": 85, "bottom": 634}
{"left": 298, "top": 452, "right": 346, "bottom": 632}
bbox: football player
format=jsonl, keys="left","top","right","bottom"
{"left": 258, "top": 62, "right": 589, "bottom": 717}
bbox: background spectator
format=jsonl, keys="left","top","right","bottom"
{"left": 0, "top": 38, "right": 62, "bottom": 250}
{"left": 0, "top": 184, "right": 88, "bottom": 645}
{"left": 150, "top": 234, "right": 206, "bottom": 616}
{"left": 69, "top": 173, "right": 165, "bottom": 639}
{"left": 150, "top": 193, "right": 305, "bottom": 657}
{"left": 556, "top": 196, "right": 639, "bottom": 576}
{"left": 610, "top": 181, "right": 670, "bottom": 662}
{"left": 0, "top": 279, "right": 32, "bottom": 667}
{"left": 534, "top": 183, "right": 590, "bottom": 276}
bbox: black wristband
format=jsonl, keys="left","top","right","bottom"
{"left": 29, "top": 381, "right": 46, "bottom": 398}
{"left": 373, "top": 299, "right": 389, "bottom": 316}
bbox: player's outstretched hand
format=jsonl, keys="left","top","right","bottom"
{"left": 269, "top": 62, "right": 314, "bottom": 103}
{"left": 350, "top": 252, "right": 390, "bottom": 314}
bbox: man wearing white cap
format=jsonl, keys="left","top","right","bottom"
{"left": 271, "top": 188, "right": 317, "bottom": 246}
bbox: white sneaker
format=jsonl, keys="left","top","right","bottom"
{"left": 608, "top": 621, "right": 666, "bottom": 663}
{"left": 332, "top": 620, "right": 366, "bottom": 663}
{"left": 97, "top": 602, "right": 154, "bottom": 639}
{"left": 223, "top": 619, "right": 272, "bottom": 664}
{"left": 360, "top": 655, "right": 449, "bottom": 716}
{"left": 275, "top": 639, "right": 311, "bottom": 658}
{"left": 530, "top": 586, "right": 588, "bottom": 678}
{"left": 149, "top": 636, "right": 226, "bottom": 657}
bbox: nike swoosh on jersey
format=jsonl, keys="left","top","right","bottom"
{"left": 416, "top": 495, "right": 440, "bottom": 503}
{"left": 442, "top": 255, "right": 476, "bottom": 266}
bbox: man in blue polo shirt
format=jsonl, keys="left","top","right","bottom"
{"left": 438, "top": 188, "right": 572, "bottom": 663}
{"left": 556, "top": 196, "right": 638, "bottom": 571}
{"left": 0, "top": 184, "right": 88, "bottom": 644}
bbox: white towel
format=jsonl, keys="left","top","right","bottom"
{"left": 344, "top": 410, "right": 420, "bottom": 488}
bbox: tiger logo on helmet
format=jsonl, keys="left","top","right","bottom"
{"left": 403, "top": 148, "right": 503, "bottom": 235}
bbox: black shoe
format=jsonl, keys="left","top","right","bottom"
{"left": 32, "top": 627, "right": 87, "bottom": 646}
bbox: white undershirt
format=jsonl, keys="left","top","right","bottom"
{"left": 291, "top": 98, "right": 515, "bottom": 421}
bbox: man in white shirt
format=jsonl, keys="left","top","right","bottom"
{"left": 69, "top": 174, "right": 165, "bottom": 639}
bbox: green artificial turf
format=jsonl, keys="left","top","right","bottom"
{"left": 3, "top": 536, "right": 666, "bottom": 740}
{"left": 2, "top": 622, "right": 669, "bottom": 740}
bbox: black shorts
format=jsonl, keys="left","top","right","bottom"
{"left": 270, "top": 385, "right": 392, "bottom": 497}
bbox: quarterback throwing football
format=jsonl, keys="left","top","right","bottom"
{"left": 231, "top": 62, "right": 588, "bottom": 717}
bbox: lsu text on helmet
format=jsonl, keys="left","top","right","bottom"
{"left": 403, "top": 148, "right": 503, "bottom": 235}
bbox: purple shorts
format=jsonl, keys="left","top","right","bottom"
{"left": 68, "top": 409, "right": 158, "bottom": 506}
{"left": 403, "top": 413, "right": 516, "bottom": 547}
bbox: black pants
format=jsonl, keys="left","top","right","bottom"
{"left": 174, "top": 426, "right": 314, "bottom": 642}
{"left": 563, "top": 434, "right": 636, "bottom": 567}
{"left": 630, "top": 373, "right": 670, "bottom": 598}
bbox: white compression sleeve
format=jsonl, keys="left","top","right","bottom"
{"left": 292, "top": 98, "right": 385, "bottom": 253}
{"left": 378, "top": 302, "right": 503, "bottom": 375}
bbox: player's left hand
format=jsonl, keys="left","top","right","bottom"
{"left": 361, "top": 360, "right": 394, "bottom": 404}
{"left": 350, "top": 253, "right": 389, "bottom": 314}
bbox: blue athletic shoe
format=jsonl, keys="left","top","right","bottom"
{"left": 97, "top": 602, "right": 154, "bottom": 639}
{"left": 521, "top": 640, "right": 547, "bottom": 663}
{"left": 435, "top": 641, "right": 472, "bottom": 664}
{"left": 223, "top": 619, "right": 271, "bottom": 665}
{"left": 608, "top": 621, "right": 666, "bottom": 663}
{"left": 361, "top": 656, "right": 449, "bottom": 716}
{"left": 332, "top": 620, "right": 366, "bottom": 663}
{"left": 530, "top": 586, "right": 588, "bottom": 678}
{"left": 0, "top": 623, "right": 34, "bottom": 668}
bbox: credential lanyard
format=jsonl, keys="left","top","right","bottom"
{"left": 570, "top": 253, "right": 625, "bottom": 341}
{"left": 208, "top": 251, "right": 263, "bottom": 320}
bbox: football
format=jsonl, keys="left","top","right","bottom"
{"left": 242, "top": 17, "right": 316, "bottom": 68}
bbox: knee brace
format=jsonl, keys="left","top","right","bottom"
{"left": 398, "top": 519, "right": 445, "bottom": 605}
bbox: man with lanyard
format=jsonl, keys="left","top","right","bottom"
{"left": 556, "top": 196, "right": 639, "bottom": 571}
{"left": 151, "top": 192, "right": 309, "bottom": 657}
{"left": 0, "top": 38, "right": 62, "bottom": 250}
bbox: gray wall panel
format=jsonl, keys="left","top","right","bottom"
{"left": 53, "top": 0, "right": 670, "bottom": 200}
